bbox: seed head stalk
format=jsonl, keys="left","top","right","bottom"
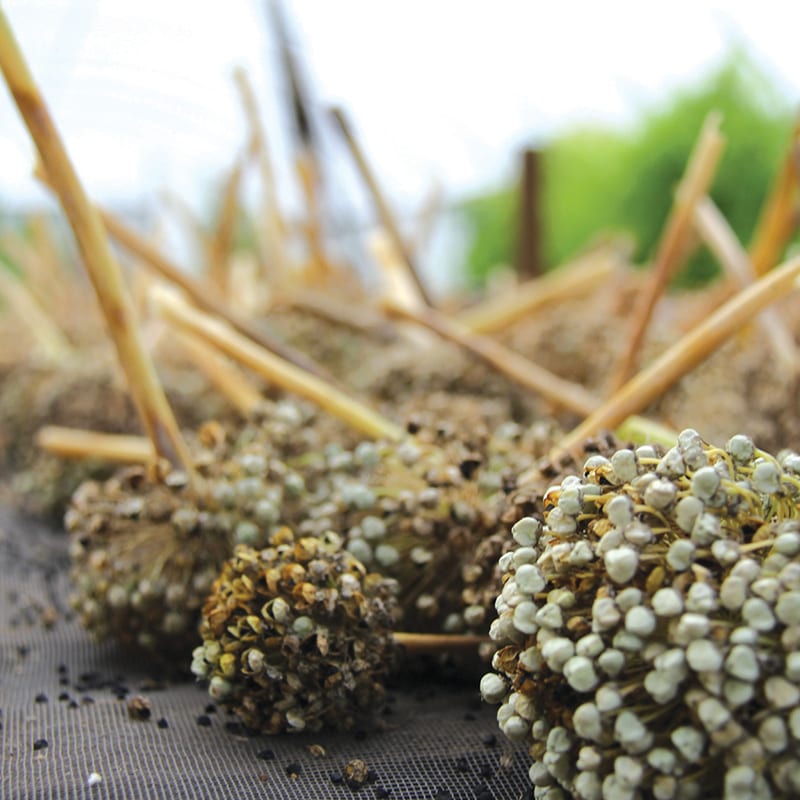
{"left": 0, "top": 10, "right": 194, "bottom": 477}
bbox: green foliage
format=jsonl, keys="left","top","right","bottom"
{"left": 460, "top": 53, "right": 795, "bottom": 289}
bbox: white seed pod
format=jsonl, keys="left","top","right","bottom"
{"left": 690, "top": 467, "right": 721, "bottom": 501}
{"left": 623, "top": 521, "right": 653, "bottom": 548}
{"left": 696, "top": 696, "right": 730, "bottom": 732}
{"left": 567, "top": 539, "right": 595, "bottom": 566}
{"left": 788, "top": 707, "right": 800, "bottom": 740}
{"left": 480, "top": 672, "right": 508, "bottom": 703}
{"left": 729, "top": 626, "right": 758, "bottom": 645}
{"left": 595, "top": 528, "right": 624, "bottom": 557}
{"left": 652, "top": 775, "right": 677, "bottom": 800}
{"left": 652, "top": 587, "right": 684, "bottom": 617}
{"left": 644, "top": 669, "right": 682, "bottom": 704}
{"left": 752, "top": 459, "right": 781, "bottom": 494}
{"left": 720, "top": 575, "right": 748, "bottom": 611}
{"left": 613, "top": 630, "right": 643, "bottom": 652}
{"left": 685, "top": 639, "right": 723, "bottom": 672}
{"left": 502, "top": 713, "right": 531, "bottom": 741}
{"left": 726, "top": 434, "right": 754, "bottom": 464}
{"left": 616, "top": 587, "right": 642, "bottom": 611}
{"left": 592, "top": 597, "right": 621, "bottom": 631}
{"left": 685, "top": 582, "right": 717, "bottom": 614}
{"left": 674, "top": 612, "right": 710, "bottom": 643}
{"left": 775, "top": 531, "right": 800, "bottom": 557}
{"left": 606, "top": 494, "right": 634, "bottom": 528}
{"left": 725, "top": 644, "right": 760, "bottom": 683}
{"left": 516, "top": 563, "right": 547, "bottom": 596}
{"left": 645, "top": 478, "right": 678, "bottom": 511}
{"left": 657, "top": 448, "right": 685, "bottom": 479}
{"left": 528, "top": 761, "right": 553, "bottom": 787}
{"left": 571, "top": 704, "right": 603, "bottom": 742}
{"left": 604, "top": 547, "right": 639, "bottom": 584}
{"left": 614, "top": 755, "right": 644, "bottom": 791}
{"left": 513, "top": 601, "right": 540, "bottom": 634}
{"left": 666, "top": 540, "right": 695, "bottom": 572}
{"left": 597, "top": 648, "right": 625, "bottom": 677}
{"left": 546, "top": 506, "right": 578, "bottom": 536}
{"left": 541, "top": 636, "right": 575, "bottom": 671}
{"left": 563, "top": 656, "right": 599, "bottom": 692}
{"left": 723, "top": 679, "right": 754, "bottom": 708}
{"left": 625, "top": 606, "right": 656, "bottom": 637}
{"left": 558, "top": 486, "right": 583, "bottom": 517}
{"left": 785, "top": 651, "right": 800, "bottom": 682}
{"left": 547, "top": 726, "right": 573, "bottom": 754}
{"left": 611, "top": 449, "right": 638, "bottom": 484}
{"left": 741, "top": 597, "right": 776, "bottom": 631}
{"left": 776, "top": 591, "right": 800, "bottom": 626}
{"left": 512, "top": 516, "right": 541, "bottom": 546}
{"left": 647, "top": 747, "right": 677, "bottom": 775}
{"left": 536, "top": 602, "right": 564, "bottom": 630}
{"left": 512, "top": 547, "right": 539, "bottom": 568}
{"left": 573, "top": 771, "right": 601, "bottom": 800}
{"left": 759, "top": 715, "right": 788, "bottom": 754}
{"left": 577, "top": 746, "right": 602, "bottom": 771}
{"left": 613, "top": 711, "right": 647, "bottom": 748}
{"left": 596, "top": 685, "right": 623, "bottom": 713}
{"left": 765, "top": 675, "right": 800, "bottom": 710}
{"left": 636, "top": 445, "right": 658, "bottom": 461}
{"left": 518, "top": 646, "right": 544, "bottom": 673}
{"left": 675, "top": 496, "right": 704, "bottom": 533}
{"left": 670, "top": 726, "right": 705, "bottom": 763}
{"left": 731, "top": 558, "right": 761, "bottom": 582}
{"left": 690, "top": 513, "right": 721, "bottom": 546}
{"left": 576, "top": 633, "right": 605, "bottom": 658}
{"left": 711, "top": 538, "right": 740, "bottom": 565}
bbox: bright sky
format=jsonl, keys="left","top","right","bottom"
{"left": 0, "top": 1, "right": 798, "bottom": 218}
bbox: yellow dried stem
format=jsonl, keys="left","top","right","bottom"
{"left": 37, "top": 426, "right": 155, "bottom": 465}
{"left": 611, "top": 112, "right": 726, "bottom": 389}
{"left": 173, "top": 329, "right": 264, "bottom": 418}
{"left": 457, "top": 241, "right": 628, "bottom": 334}
{"left": 0, "top": 268, "right": 74, "bottom": 361}
{"left": 392, "top": 632, "right": 490, "bottom": 653}
{"left": 749, "top": 119, "right": 800, "bottom": 276}
{"left": 207, "top": 153, "right": 245, "bottom": 296}
{"left": 330, "top": 106, "right": 433, "bottom": 306}
{"left": 548, "top": 254, "right": 800, "bottom": 462}
{"left": 0, "top": 11, "right": 193, "bottom": 475}
{"left": 694, "top": 195, "right": 797, "bottom": 375}
{"left": 382, "top": 297, "right": 598, "bottom": 417}
{"left": 94, "top": 207, "right": 337, "bottom": 383}
{"left": 296, "top": 149, "right": 330, "bottom": 283}
{"left": 151, "top": 285, "right": 404, "bottom": 442}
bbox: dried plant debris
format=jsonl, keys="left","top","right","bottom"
{"left": 193, "top": 529, "right": 397, "bottom": 734}
{"left": 482, "top": 429, "right": 800, "bottom": 798}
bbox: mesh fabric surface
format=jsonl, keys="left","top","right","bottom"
{"left": 0, "top": 510, "right": 531, "bottom": 799}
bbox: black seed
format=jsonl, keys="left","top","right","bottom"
{"left": 82, "top": 696, "right": 95, "bottom": 705}
{"left": 459, "top": 457, "right": 482, "bottom": 479}
{"left": 481, "top": 734, "right": 497, "bottom": 747}
{"left": 157, "top": 718, "right": 169, "bottom": 729}
{"left": 196, "top": 715, "right": 212, "bottom": 727}
{"left": 225, "top": 721, "right": 246, "bottom": 736}
{"left": 285, "top": 762, "right": 301, "bottom": 777}
{"left": 34, "top": 693, "right": 48, "bottom": 704}
{"left": 57, "top": 664, "right": 68, "bottom": 674}
{"left": 434, "top": 790, "right": 452, "bottom": 800}
{"left": 68, "top": 700, "right": 79, "bottom": 710}
{"left": 33, "top": 738, "right": 48, "bottom": 751}
{"left": 472, "top": 783, "right": 493, "bottom": 800}
{"left": 204, "top": 703, "right": 217, "bottom": 714}
{"left": 375, "top": 788, "right": 390, "bottom": 799}
{"left": 455, "top": 757, "right": 469, "bottom": 774}
{"left": 59, "top": 678, "right": 69, "bottom": 686}
{"left": 58, "top": 693, "right": 69, "bottom": 702}
{"left": 329, "top": 773, "right": 343, "bottom": 785}
{"left": 257, "top": 749, "right": 275, "bottom": 761}
{"left": 406, "top": 420, "right": 421, "bottom": 435}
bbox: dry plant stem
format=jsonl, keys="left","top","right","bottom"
{"left": 94, "top": 208, "right": 338, "bottom": 384}
{"left": 382, "top": 297, "right": 598, "bottom": 417}
{"left": 0, "top": 11, "right": 193, "bottom": 474}
{"left": 749, "top": 119, "right": 800, "bottom": 276}
{"left": 457, "top": 243, "right": 625, "bottom": 334}
{"left": 152, "top": 286, "right": 404, "bottom": 442}
{"left": 541, "top": 254, "right": 800, "bottom": 468}
{"left": 610, "top": 112, "right": 726, "bottom": 390}
{"left": 296, "top": 150, "right": 330, "bottom": 282}
{"left": 207, "top": 154, "right": 245, "bottom": 296}
{"left": 694, "top": 195, "right": 797, "bottom": 374}
{"left": 0, "top": 228, "right": 63, "bottom": 311}
{"left": 393, "top": 632, "right": 490, "bottom": 654}
{"left": 173, "top": 330, "right": 264, "bottom": 418}
{"left": 37, "top": 426, "right": 155, "bottom": 465}
{"left": 0, "top": 269, "right": 74, "bottom": 361}
{"left": 330, "top": 106, "right": 434, "bottom": 307}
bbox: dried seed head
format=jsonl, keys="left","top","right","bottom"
{"left": 485, "top": 431, "right": 800, "bottom": 797}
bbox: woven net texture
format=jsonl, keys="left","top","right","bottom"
{"left": 0, "top": 509, "right": 531, "bottom": 799}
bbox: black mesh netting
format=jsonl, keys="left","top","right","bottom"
{"left": 0, "top": 509, "right": 532, "bottom": 800}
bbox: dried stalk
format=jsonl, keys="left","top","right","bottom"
{"left": 0, "top": 10, "right": 193, "bottom": 474}
{"left": 207, "top": 153, "right": 245, "bottom": 296}
{"left": 37, "top": 426, "right": 155, "bottom": 465}
{"left": 173, "top": 330, "right": 264, "bottom": 418}
{"left": 382, "top": 297, "right": 598, "bottom": 417}
{"left": 457, "top": 241, "right": 628, "bottom": 334}
{"left": 542, "top": 254, "right": 800, "bottom": 465}
{"left": 748, "top": 119, "right": 800, "bottom": 276}
{"left": 694, "top": 195, "right": 797, "bottom": 375}
{"left": 151, "top": 285, "right": 404, "bottom": 442}
{"left": 330, "top": 106, "right": 433, "bottom": 306}
{"left": 610, "top": 112, "right": 726, "bottom": 389}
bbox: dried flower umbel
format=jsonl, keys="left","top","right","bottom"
{"left": 482, "top": 429, "right": 800, "bottom": 799}
{"left": 193, "top": 528, "right": 397, "bottom": 734}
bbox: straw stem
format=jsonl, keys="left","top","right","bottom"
{"left": 610, "top": 112, "right": 726, "bottom": 389}
{"left": 392, "top": 632, "right": 489, "bottom": 653}
{"left": 0, "top": 10, "right": 193, "bottom": 474}
{"left": 37, "top": 426, "right": 156, "bottom": 465}
{"left": 152, "top": 285, "right": 404, "bottom": 442}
